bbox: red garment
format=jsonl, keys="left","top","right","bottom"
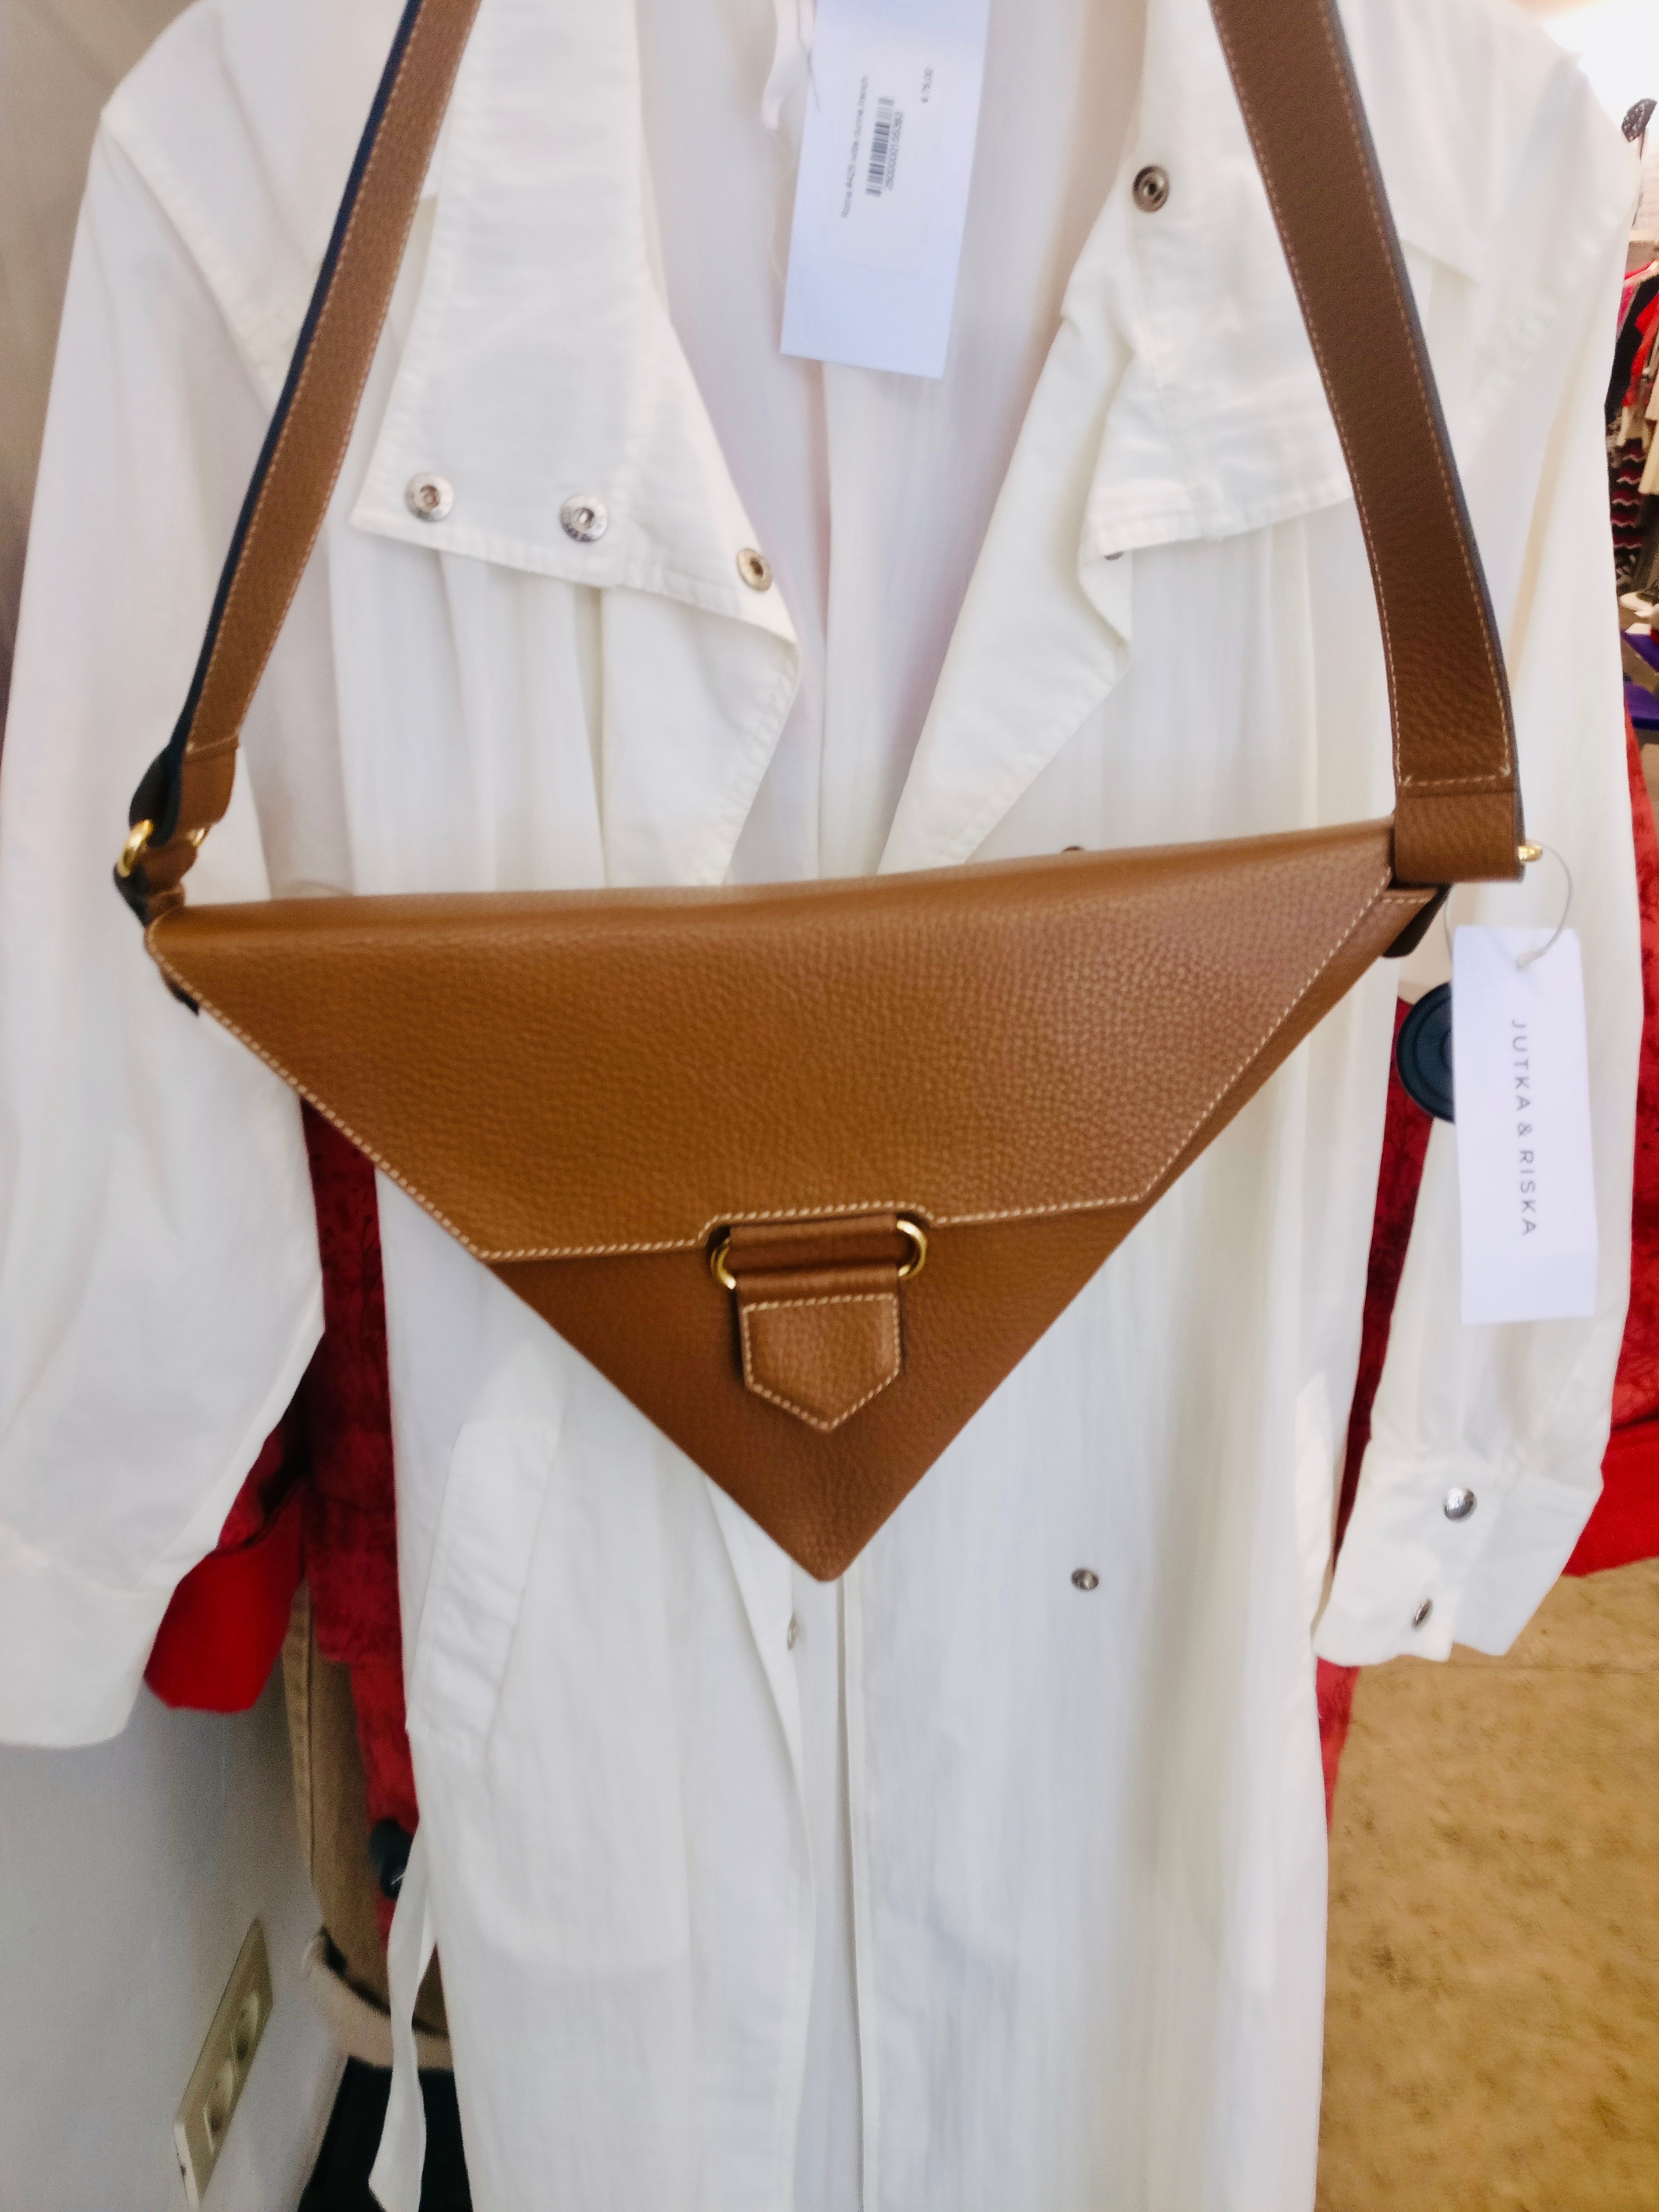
{"left": 143, "top": 1421, "right": 303, "bottom": 1712}
{"left": 142, "top": 1110, "right": 414, "bottom": 1931}
{"left": 296, "top": 1107, "right": 420, "bottom": 1901}
{"left": 1625, "top": 298, "right": 1659, "bottom": 411}
{"left": 1313, "top": 998, "right": 1434, "bottom": 1819}
{"left": 1601, "top": 720, "right": 1659, "bottom": 1432}
{"left": 1314, "top": 1657, "right": 1357, "bottom": 1826}
{"left": 1334, "top": 1002, "right": 1435, "bottom": 1557}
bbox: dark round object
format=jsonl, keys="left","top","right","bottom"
{"left": 1396, "top": 983, "right": 1454, "bottom": 1123}
{"left": 368, "top": 1819, "right": 414, "bottom": 1901}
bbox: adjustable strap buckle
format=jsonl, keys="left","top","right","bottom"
{"left": 112, "top": 817, "right": 205, "bottom": 930}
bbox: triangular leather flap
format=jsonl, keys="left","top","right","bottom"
{"left": 149, "top": 824, "right": 1425, "bottom": 1575}
{"left": 149, "top": 822, "right": 1418, "bottom": 1263}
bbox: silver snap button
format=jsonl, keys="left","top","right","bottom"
{"left": 786, "top": 1617, "right": 799, "bottom": 1650}
{"left": 405, "top": 472, "right": 453, "bottom": 522}
{"left": 1411, "top": 1598, "right": 1434, "bottom": 1628}
{"left": 737, "top": 546, "right": 773, "bottom": 592}
{"left": 1443, "top": 1487, "right": 1476, "bottom": 1522}
{"left": 1132, "top": 165, "right": 1170, "bottom": 213}
{"left": 1071, "top": 1567, "right": 1099, "bottom": 1591}
{"left": 560, "top": 495, "right": 608, "bottom": 543}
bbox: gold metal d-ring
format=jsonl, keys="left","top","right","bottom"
{"left": 708, "top": 1215, "right": 928, "bottom": 1290}
{"left": 896, "top": 1216, "right": 927, "bottom": 1280}
{"left": 116, "top": 819, "right": 206, "bottom": 878}
{"left": 116, "top": 819, "right": 154, "bottom": 879}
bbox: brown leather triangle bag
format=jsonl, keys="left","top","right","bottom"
{"left": 115, "top": 0, "right": 1525, "bottom": 1578}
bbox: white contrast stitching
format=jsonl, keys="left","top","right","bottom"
{"left": 147, "top": 933, "right": 490, "bottom": 1259}
{"left": 150, "top": 871, "right": 1409, "bottom": 1261}
{"left": 738, "top": 1290, "right": 901, "bottom": 1433}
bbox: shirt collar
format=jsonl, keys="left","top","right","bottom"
{"left": 885, "top": 0, "right": 1357, "bottom": 872}
{"left": 346, "top": 0, "right": 799, "bottom": 884}
{"left": 355, "top": 0, "right": 1354, "bottom": 584}
{"left": 883, "top": 0, "right": 1636, "bottom": 870}
{"left": 152, "top": 0, "right": 1628, "bottom": 876}
{"left": 341, "top": 0, "right": 1354, "bottom": 877}
{"left": 350, "top": 0, "right": 794, "bottom": 649}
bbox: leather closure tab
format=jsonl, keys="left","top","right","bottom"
{"left": 723, "top": 1215, "right": 911, "bottom": 1433}
{"left": 738, "top": 1268, "right": 901, "bottom": 1432}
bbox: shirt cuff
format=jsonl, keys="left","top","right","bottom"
{"left": 0, "top": 1521, "right": 175, "bottom": 1745}
{"left": 1313, "top": 1447, "right": 1602, "bottom": 1665}
{"left": 0, "top": 1288, "right": 322, "bottom": 1747}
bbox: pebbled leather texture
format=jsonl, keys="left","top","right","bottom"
{"left": 117, "top": 0, "right": 1521, "bottom": 1572}
{"left": 150, "top": 826, "right": 1430, "bottom": 1574}
{"left": 738, "top": 1274, "right": 903, "bottom": 1433}
{"left": 149, "top": 826, "right": 1418, "bottom": 1259}
{"left": 724, "top": 1215, "right": 911, "bottom": 1432}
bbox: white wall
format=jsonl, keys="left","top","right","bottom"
{"left": 1540, "top": 0, "right": 1659, "bottom": 128}
{"left": 0, "top": 0, "right": 193, "bottom": 711}
{"left": 0, "top": 1674, "right": 340, "bottom": 2212}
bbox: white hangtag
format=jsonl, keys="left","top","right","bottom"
{"left": 1452, "top": 926, "right": 1598, "bottom": 1325}
{"left": 779, "top": 0, "right": 991, "bottom": 379}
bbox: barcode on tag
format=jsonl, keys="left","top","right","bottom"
{"left": 1452, "top": 926, "right": 1598, "bottom": 1324}
{"left": 866, "top": 99, "right": 900, "bottom": 194}
{"left": 779, "top": 0, "right": 990, "bottom": 379}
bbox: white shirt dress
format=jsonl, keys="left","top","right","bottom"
{"left": 0, "top": 0, "right": 1640, "bottom": 2204}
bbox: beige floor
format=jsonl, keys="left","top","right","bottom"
{"left": 1318, "top": 1557, "right": 1659, "bottom": 2211}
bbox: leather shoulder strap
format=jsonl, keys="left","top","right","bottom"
{"left": 116, "top": 0, "right": 1520, "bottom": 919}
{"left": 118, "top": 0, "right": 484, "bottom": 918}
{"left": 1208, "top": 0, "right": 1519, "bottom": 885}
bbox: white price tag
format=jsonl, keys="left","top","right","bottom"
{"left": 1452, "top": 926, "right": 1598, "bottom": 1325}
{"left": 779, "top": 0, "right": 991, "bottom": 379}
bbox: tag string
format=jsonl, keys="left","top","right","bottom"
{"left": 1440, "top": 841, "right": 1573, "bottom": 970}
{"left": 1515, "top": 844, "right": 1573, "bottom": 970}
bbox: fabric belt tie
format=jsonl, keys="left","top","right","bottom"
{"left": 368, "top": 1822, "right": 436, "bottom": 2212}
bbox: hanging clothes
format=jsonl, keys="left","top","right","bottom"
{"left": 1608, "top": 260, "right": 1659, "bottom": 585}
{"left": 0, "top": 0, "right": 1640, "bottom": 2204}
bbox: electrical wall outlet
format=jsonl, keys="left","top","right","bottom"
{"left": 174, "top": 1921, "right": 273, "bottom": 2208}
